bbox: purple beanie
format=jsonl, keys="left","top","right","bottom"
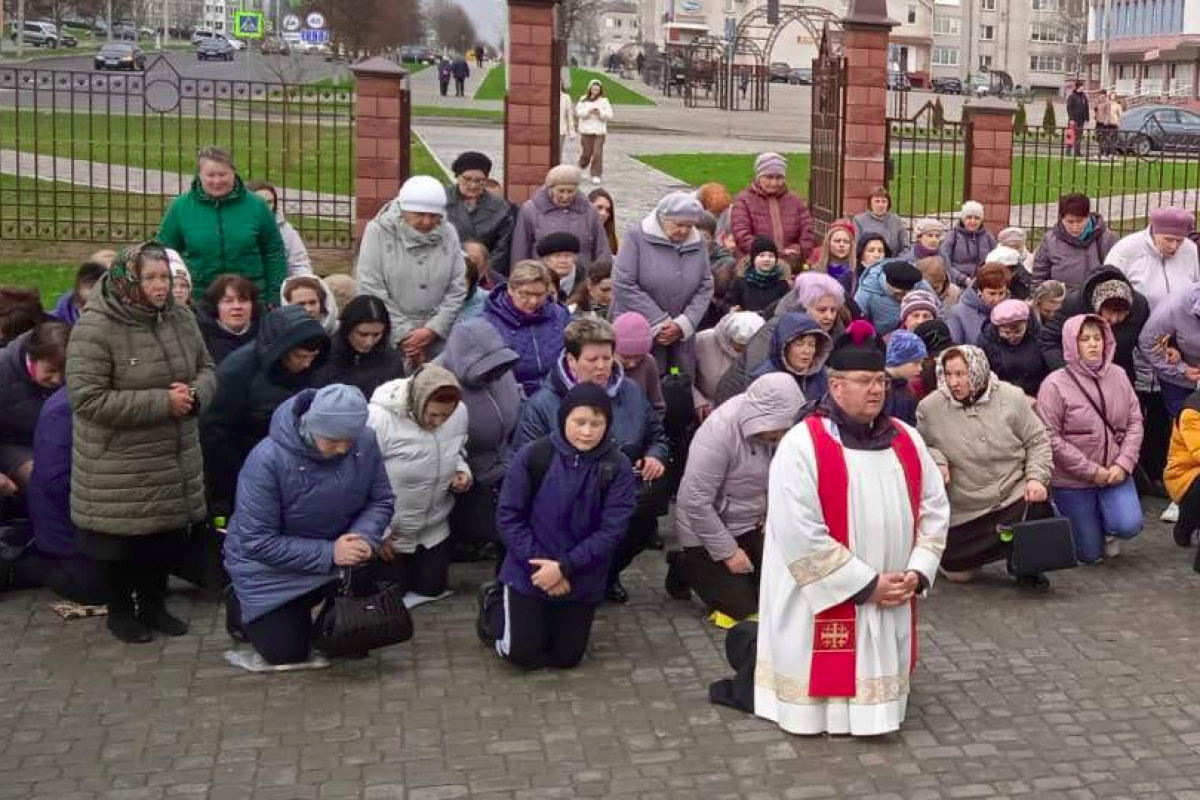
{"left": 755, "top": 152, "right": 787, "bottom": 178}
{"left": 613, "top": 312, "right": 653, "bottom": 358}
{"left": 990, "top": 299, "right": 1030, "bottom": 327}
{"left": 794, "top": 271, "right": 845, "bottom": 309}
{"left": 1150, "top": 207, "right": 1194, "bottom": 238}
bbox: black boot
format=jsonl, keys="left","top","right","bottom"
{"left": 664, "top": 551, "right": 691, "bottom": 601}
{"left": 605, "top": 579, "right": 629, "bottom": 604}
{"left": 137, "top": 570, "right": 188, "bottom": 637}
{"left": 476, "top": 582, "right": 502, "bottom": 646}
{"left": 1015, "top": 573, "right": 1051, "bottom": 592}
{"left": 1174, "top": 519, "right": 1196, "bottom": 548}
{"left": 224, "top": 586, "right": 247, "bottom": 643}
{"left": 107, "top": 590, "right": 151, "bottom": 644}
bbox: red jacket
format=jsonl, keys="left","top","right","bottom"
{"left": 730, "top": 182, "right": 816, "bottom": 262}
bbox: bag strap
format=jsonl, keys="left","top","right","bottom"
{"left": 525, "top": 437, "right": 556, "bottom": 502}
{"left": 1062, "top": 369, "right": 1118, "bottom": 440}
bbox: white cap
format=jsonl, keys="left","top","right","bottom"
{"left": 397, "top": 175, "right": 447, "bottom": 215}
{"left": 985, "top": 245, "right": 1022, "bottom": 267}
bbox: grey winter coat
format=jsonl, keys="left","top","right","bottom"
{"left": 67, "top": 274, "right": 217, "bottom": 536}
{"left": 356, "top": 199, "right": 467, "bottom": 343}
{"left": 1031, "top": 215, "right": 1118, "bottom": 291}
{"left": 511, "top": 188, "right": 612, "bottom": 266}
{"left": 444, "top": 186, "right": 515, "bottom": 277}
{"left": 675, "top": 374, "right": 805, "bottom": 558}
{"left": 852, "top": 210, "right": 911, "bottom": 258}
{"left": 945, "top": 287, "right": 992, "bottom": 345}
{"left": 940, "top": 223, "right": 997, "bottom": 286}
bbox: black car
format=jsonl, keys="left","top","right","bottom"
{"left": 887, "top": 71, "right": 912, "bottom": 91}
{"left": 768, "top": 62, "right": 792, "bottom": 83}
{"left": 932, "top": 77, "right": 963, "bottom": 95}
{"left": 94, "top": 42, "right": 145, "bottom": 70}
{"left": 197, "top": 37, "right": 234, "bottom": 61}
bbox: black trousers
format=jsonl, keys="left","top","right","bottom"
{"left": 607, "top": 476, "right": 672, "bottom": 588}
{"left": 11, "top": 550, "right": 108, "bottom": 605}
{"left": 372, "top": 539, "right": 451, "bottom": 597}
{"left": 79, "top": 530, "right": 180, "bottom": 620}
{"left": 1176, "top": 475, "right": 1200, "bottom": 557}
{"left": 676, "top": 528, "right": 764, "bottom": 620}
{"left": 232, "top": 585, "right": 332, "bottom": 665}
{"left": 454, "top": 77, "right": 465, "bottom": 96}
{"left": 449, "top": 481, "right": 499, "bottom": 545}
{"left": 1139, "top": 391, "right": 1171, "bottom": 493}
{"left": 487, "top": 584, "right": 597, "bottom": 670}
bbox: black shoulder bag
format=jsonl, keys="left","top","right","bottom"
{"left": 312, "top": 567, "right": 413, "bottom": 658}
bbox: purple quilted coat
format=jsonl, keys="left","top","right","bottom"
{"left": 482, "top": 288, "right": 571, "bottom": 396}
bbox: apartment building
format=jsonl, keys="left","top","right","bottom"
{"left": 1084, "top": 0, "right": 1200, "bottom": 97}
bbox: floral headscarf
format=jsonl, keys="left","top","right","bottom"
{"left": 105, "top": 241, "right": 172, "bottom": 310}
{"left": 936, "top": 345, "right": 995, "bottom": 407}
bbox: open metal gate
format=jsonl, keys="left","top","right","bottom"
{"left": 807, "top": 26, "right": 846, "bottom": 239}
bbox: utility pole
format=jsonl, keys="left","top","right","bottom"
{"left": 107, "top": 0, "right": 113, "bottom": 42}
{"left": 160, "top": 0, "right": 169, "bottom": 49}
{"left": 1099, "top": 0, "right": 1112, "bottom": 90}
{"left": 16, "top": 0, "right": 25, "bottom": 58}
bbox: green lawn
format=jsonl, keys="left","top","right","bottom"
{"left": 411, "top": 133, "right": 448, "bottom": 183}
{"left": 0, "top": 262, "right": 76, "bottom": 301}
{"left": 638, "top": 151, "right": 1200, "bottom": 217}
{"left": 474, "top": 66, "right": 655, "bottom": 105}
{"left": 0, "top": 109, "right": 353, "bottom": 195}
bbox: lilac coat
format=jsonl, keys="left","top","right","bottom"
{"left": 511, "top": 188, "right": 612, "bottom": 266}
{"left": 1138, "top": 281, "right": 1200, "bottom": 390}
{"left": 1036, "top": 315, "right": 1143, "bottom": 488}
{"left": 610, "top": 213, "right": 714, "bottom": 372}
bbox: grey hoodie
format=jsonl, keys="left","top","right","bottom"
{"left": 355, "top": 199, "right": 467, "bottom": 344}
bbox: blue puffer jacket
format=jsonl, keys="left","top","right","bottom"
{"left": 748, "top": 311, "right": 832, "bottom": 402}
{"left": 27, "top": 387, "right": 76, "bottom": 559}
{"left": 854, "top": 259, "right": 935, "bottom": 337}
{"left": 498, "top": 431, "right": 637, "bottom": 602}
{"left": 511, "top": 354, "right": 670, "bottom": 463}
{"left": 224, "top": 390, "right": 395, "bottom": 624}
{"left": 482, "top": 288, "right": 571, "bottom": 397}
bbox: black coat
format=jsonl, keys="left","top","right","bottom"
{"left": 312, "top": 295, "right": 405, "bottom": 400}
{"left": 445, "top": 188, "right": 515, "bottom": 277}
{"left": 727, "top": 275, "right": 790, "bottom": 315}
{"left": 979, "top": 317, "right": 1049, "bottom": 398}
{"left": 201, "top": 306, "right": 328, "bottom": 515}
{"left": 0, "top": 332, "right": 55, "bottom": 449}
{"left": 1038, "top": 266, "right": 1150, "bottom": 389}
{"left": 196, "top": 305, "right": 262, "bottom": 365}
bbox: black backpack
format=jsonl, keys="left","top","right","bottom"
{"left": 525, "top": 437, "right": 621, "bottom": 502}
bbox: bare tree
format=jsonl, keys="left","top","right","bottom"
{"left": 1058, "top": 0, "right": 1087, "bottom": 75}
{"left": 557, "top": 0, "right": 607, "bottom": 61}
{"left": 312, "top": 0, "right": 422, "bottom": 56}
{"left": 428, "top": 0, "right": 477, "bottom": 54}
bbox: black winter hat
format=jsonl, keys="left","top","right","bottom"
{"left": 883, "top": 259, "right": 923, "bottom": 292}
{"left": 913, "top": 319, "right": 953, "bottom": 356}
{"left": 536, "top": 231, "right": 581, "bottom": 257}
{"left": 826, "top": 320, "right": 886, "bottom": 372}
{"left": 451, "top": 151, "right": 493, "bottom": 177}
{"left": 557, "top": 382, "right": 612, "bottom": 437}
{"left": 750, "top": 235, "right": 778, "bottom": 261}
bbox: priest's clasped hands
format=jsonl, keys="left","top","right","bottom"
{"left": 869, "top": 571, "right": 922, "bottom": 607}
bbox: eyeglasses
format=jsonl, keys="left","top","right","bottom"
{"left": 836, "top": 375, "right": 889, "bottom": 389}
{"left": 513, "top": 289, "right": 548, "bottom": 303}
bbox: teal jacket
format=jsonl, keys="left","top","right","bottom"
{"left": 158, "top": 175, "right": 288, "bottom": 303}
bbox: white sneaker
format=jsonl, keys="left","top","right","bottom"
{"left": 1104, "top": 537, "right": 1121, "bottom": 559}
{"left": 592, "top": 175, "right": 601, "bottom": 184}
{"left": 1162, "top": 502, "right": 1180, "bottom": 523}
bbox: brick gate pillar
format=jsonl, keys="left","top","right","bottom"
{"left": 505, "top": 0, "right": 561, "bottom": 203}
{"left": 351, "top": 57, "right": 411, "bottom": 245}
{"left": 963, "top": 101, "right": 1017, "bottom": 235}
{"left": 840, "top": 0, "right": 895, "bottom": 219}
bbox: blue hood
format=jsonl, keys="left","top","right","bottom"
{"left": 754, "top": 311, "right": 832, "bottom": 378}
{"left": 856, "top": 258, "right": 930, "bottom": 297}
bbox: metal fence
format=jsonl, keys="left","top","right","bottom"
{"left": 885, "top": 100, "right": 968, "bottom": 235}
{"left": 0, "top": 55, "right": 354, "bottom": 247}
{"left": 1009, "top": 123, "right": 1200, "bottom": 245}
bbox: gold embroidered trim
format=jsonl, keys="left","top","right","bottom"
{"left": 755, "top": 660, "right": 910, "bottom": 705}
{"left": 786, "top": 544, "right": 852, "bottom": 587}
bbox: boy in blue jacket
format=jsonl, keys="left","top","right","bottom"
{"left": 479, "top": 382, "right": 636, "bottom": 670}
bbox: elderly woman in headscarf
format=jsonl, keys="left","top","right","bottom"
{"left": 729, "top": 152, "right": 816, "bottom": 267}
{"left": 610, "top": 191, "right": 714, "bottom": 375}
{"left": 511, "top": 165, "right": 612, "bottom": 266}
{"left": 916, "top": 345, "right": 1055, "bottom": 590}
{"left": 66, "top": 242, "right": 216, "bottom": 643}
{"left": 693, "top": 310, "right": 764, "bottom": 417}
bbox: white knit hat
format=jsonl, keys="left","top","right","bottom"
{"left": 960, "top": 200, "right": 984, "bottom": 220}
{"left": 397, "top": 175, "right": 447, "bottom": 215}
{"left": 985, "top": 245, "right": 1022, "bottom": 267}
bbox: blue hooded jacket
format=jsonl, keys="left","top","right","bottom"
{"left": 748, "top": 311, "right": 832, "bottom": 402}
{"left": 511, "top": 353, "right": 670, "bottom": 463}
{"left": 854, "top": 258, "right": 935, "bottom": 336}
{"left": 497, "top": 430, "right": 637, "bottom": 602}
{"left": 224, "top": 389, "right": 395, "bottom": 624}
{"left": 482, "top": 287, "right": 571, "bottom": 397}
{"left": 27, "top": 387, "right": 76, "bottom": 559}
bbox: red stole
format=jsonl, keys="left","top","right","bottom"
{"left": 804, "top": 415, "right": 923, "bottom": 699}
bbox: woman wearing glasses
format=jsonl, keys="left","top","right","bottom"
{"left": 444, "top": 152, "right": 515, "bottom": 278}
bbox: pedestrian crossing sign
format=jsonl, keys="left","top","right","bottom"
{"left": 233, "top": 11, "right": 265, "bottom": 39}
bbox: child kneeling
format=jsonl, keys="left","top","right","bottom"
{"left": 478, "top": 383, "right": 636, "bottom": 669}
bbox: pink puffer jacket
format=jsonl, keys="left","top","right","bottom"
{"left": 730, "top": 181, "right": 816, "bottom": 262}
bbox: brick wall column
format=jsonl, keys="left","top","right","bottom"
{"left": 840, "top": 19, "right": 894, "bottom": 219}
{"left": 505, "top": 0, "right": 560, "bottom": 203}
{"left": 351, "top": 57, "right": 411, "bottom": 245}
{"left": 963, "top": 102, "right": 1016, "bottom": 235}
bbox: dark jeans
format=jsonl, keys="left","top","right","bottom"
{"left": 11, "top": 549, "right": 108, "bottom": 605}
{"left": 449, "top": 481, "right": 499, "bottom": 545}
{"left": 675, "top": 528, "right": 764, "bottom": 620}
{"left": 454, "top": 77, "right": 465, "bottom": 96}
{"left": 486, "top": 583, "right": 597, "bottom": 670}
{"left": 607, "top": 477, "right": 673, "bottom": 588}
{"left": 236, "top": 586, "right": 332, "bottom": 665}
{"left": 1161, "top": 381, "right": 1192, "bottom": 419}
{"left": 439, "top": 79, "right": 449, "bottom": 96}
{"left": 373, "top": 539, "right": 451, "bottom": 597}
{"left": 1138, "top": 390, "right": 1172, "bottom": 493}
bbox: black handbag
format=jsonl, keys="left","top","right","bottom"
{"left": 311, "top": 568, "right": 413, "bottom": 658}
{"left": 1006, "top": 503, "right": 1077, "bottom": 576}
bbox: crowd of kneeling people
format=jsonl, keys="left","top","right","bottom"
{"left": 5, "top": 143, "right": 1200, "bottom": 671}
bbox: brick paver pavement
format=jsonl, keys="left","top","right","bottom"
{"left": 1, "top": 497, "right": 1199, "bottom": 799}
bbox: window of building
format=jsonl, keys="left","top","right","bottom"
{"left": 981, "top": 0, "right": 995, "bottom": 9}
{"left": 907, "top": 4, "right": 917, "bottom": 23}
{"left": 980, "top": 54, "right": 993, "bottom": 69}
{"left": 934, "top": 0, "right": 960, "bottom": 7}
{"left": 1029, "top": 54, "right": 1065, "bottom": 72}
{"left": 934, "top": 15, "right": 962, "bottom": 34}
{"left": 980, "top": 23, "right": 994, "bottom": 39}
{"left": 1030, "top": 20, "right": 1064, "bottom": 42}
{"left": 1031, "top": 0, "right": 1058, "bottom": 9}
{"left": 932, "top": 46, "right": 961, "bottom": 66}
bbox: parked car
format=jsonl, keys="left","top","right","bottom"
{"left": 887, "top": 71, "right": 912, "bottom": 91}
{"left": 193, "top": 29, "right": 243, "bottom": 51}
{"left": 932, "top": 77, "right": 963, "bottom": 95}
{"left": 261, "top": 35, "right": 290, "bottom": 55}
{"left": 9, "top": 21, "right": 64, "bottom": 48}
{"left": 789, "top": 67, "right": 813, "bottom": 85}
{"left": 197, "top": 37, "right": 235, "bottom": 61}
{"left": 112, "top": 23, "right": 139, "bottom": 40}
{"left": 94, "top": 42, "right": 145, "bottom": 70}
{"left": 400, "top": 45, "right": 437, "bottom": 64}
{"left": 1119, "top": 105, "right": 1200, "bottom": 156}
{"left": 768, "top": 62, "right": 793, "bottom": 83}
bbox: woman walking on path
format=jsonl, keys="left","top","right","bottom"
{"left": 575, "top": 81, "right": 614, "bottom": 185}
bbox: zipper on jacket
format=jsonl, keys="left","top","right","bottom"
{"left": 216, "top": 201, "right": 227, "bottom": 272}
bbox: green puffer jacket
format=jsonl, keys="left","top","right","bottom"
{"left": 158, "top": 175, "right": 288, "bottom": 303}
{"left": 66, "top": 275, "right": 217, "bottom": 536}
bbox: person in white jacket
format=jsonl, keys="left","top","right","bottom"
{"left": 248, "top": 180, "right": 313, "bottom": 277}
{"left": 1105, "top": 206, "right": 1199, "bottom": 311}
{"left": 575, "top": 80, "right": 614, "bottom": 184}
{"left": 280, "top": 274, "right": 339, "bottom": 336}
{"left": 368, "top": 365, "right": 472, "bottom": 607}
{"left": 559, "top": 89, "right": 576, "bottom": 162}
{"left": 356, "top": 175, "right": 468, "bottom": 365}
